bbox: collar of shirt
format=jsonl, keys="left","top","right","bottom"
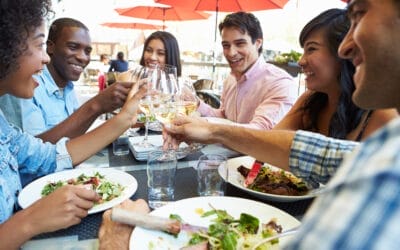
{"left": 234, "top": 56, "right": 266, "bottom": 85}
{"left": 34, "top": 66, "right": 74, "bottom": 98}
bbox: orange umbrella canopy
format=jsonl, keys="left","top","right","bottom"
{"left": 115, "top": 5, "right": 211, "bottom": 22}
{"left": 155, "top": 0, "right": 288, "bottom": 12}
{"left": 101, "top": 22, "right": 164, "bottom": 30}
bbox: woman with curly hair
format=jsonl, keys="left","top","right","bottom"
{"left": 274, "top": 8, "right": 398, "bottom": 141}
{"left": 0, "top": 0, "right": 146, "bottom": 248}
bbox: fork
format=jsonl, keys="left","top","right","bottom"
{"left": 251, "top": 226, "right": 299, "bottom": 250}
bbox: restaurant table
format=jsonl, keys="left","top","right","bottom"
{"left": 33, "top": 128, "right": 313, "bottom": 241}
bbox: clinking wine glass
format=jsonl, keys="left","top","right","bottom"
{"left": 115, "top": 69, "right": 140, "bottom": 137}
{"left": 136, "top": 66, "right": 158, "bottom": 148}
{"left": 176, "top": 77, "right": 204, "bottom": 152}
{"left": 153, "top": 65, "right": 179, "bottom": 158}
{"left": 177, "top": 77, "right": 199, "bottom": 117}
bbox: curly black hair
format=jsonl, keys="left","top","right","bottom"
{"left": 298, "top": 8, "right": 366, "bottom": 140}
{"left": 0, "top": 0, "right": 52, "bottom": 81}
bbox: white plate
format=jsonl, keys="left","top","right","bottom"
{"left": 18, "top": 168, "right": 138, "bottom": 214}
{"left": 205, "top": 116, "right": 235, "bottom": 125}
{"left": 130, "top": 196, "right": 300, "bottom": 249}
{"left": 226, "top": 156, "right": 323, "bottom": 202}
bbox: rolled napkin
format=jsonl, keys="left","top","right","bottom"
{"left": 111, "top": 207, "right": 181, "bottom": 234}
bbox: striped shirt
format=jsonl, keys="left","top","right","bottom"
{"left": 286, "top": 118, "right": 400, "bottom": 249}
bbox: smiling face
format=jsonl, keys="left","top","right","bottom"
{"left": 299, "top": 28, "right": 341, "bottom": 94}
{"left": 338, "top": 0, "right": 400, "bottom": 111}
{"left": 143, "top": 38, "right": 166, "bottom": 69}
{"left": 221, "top": 27, "right": 262, "bottom": 79}
{"left": 46, "top": 26, "right": 92, "bottom": 87}
{"left": 0, "top": 22, "right": 50, "bottom": 98}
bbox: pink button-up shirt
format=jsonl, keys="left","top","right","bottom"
{"left": 198, "top": 57, "right": 297, "bottom": 130}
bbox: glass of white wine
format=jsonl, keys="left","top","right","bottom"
{"left": 176, "top": 77, "right": 198, "bottom": 117}
{"left": 176, "top": 77, "right": 204, "bottom": 152}
{"left": 153, "top": 65, "right": 179, "bottom": 158}
{"left": 136, "top": 66, "right": 158, "bottom": 148}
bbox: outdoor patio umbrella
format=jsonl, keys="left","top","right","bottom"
{"left": 115, "top": 5, "right": 211, "bottom": 30}
{"left": 101, "top": 22, "right": 164, "bottom": 30}
{"left": 156, "top": 0, "right": 289, "bottom": 71}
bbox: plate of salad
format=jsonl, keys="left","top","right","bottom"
{"left": 226, "top": 156, "right": 324, "bottom": 202}
{"left": 129, "top": 196, "right": 300, "bottom": 249}
{"left": 18, "top": 168, "right": 138, "bottom": 214}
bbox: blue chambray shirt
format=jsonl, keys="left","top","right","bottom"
{"left": 21, "top": 65, "right": 80, "bottom": 135}
{"left": 0, "top": 110, "right": 72, "bottom": 223}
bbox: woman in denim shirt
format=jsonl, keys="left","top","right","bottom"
{"left": 0, "top": 1, "right": 146, "bottom": 248}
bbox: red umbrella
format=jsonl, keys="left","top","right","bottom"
{"left": 115, "top": 5, "right": 211, "bottom": 30}
{"left": 101, "top": 22, "right": 164, "bottom": 30}
{"left": 156, "top": 0, "right": 288, "bottom": 12}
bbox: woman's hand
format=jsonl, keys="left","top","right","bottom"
{"left": 24, "top": 185, "right": 100, "bottom": 235}
{"left": 98, "top": 199, "right": 150, "bottom": 250}
{"left": 120, "top": 81, "right": 147, "bottom": 126}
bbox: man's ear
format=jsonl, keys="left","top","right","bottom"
{"left": 255, "top": 38, "right": 263, "bottom": 51}
{"left": 46, "top": 40, "right": 55, "bottom": 56}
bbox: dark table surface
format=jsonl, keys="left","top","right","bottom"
{"left": 34, "top": 128, "right": 313, "bottom": 241}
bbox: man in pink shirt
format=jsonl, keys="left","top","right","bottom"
{"left": 197, "top": 12, "right": 297, "bottom": 130}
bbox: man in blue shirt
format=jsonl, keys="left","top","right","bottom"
{"left": 0, "top": 18, "right": 133, "bottom": 144}
{"left": 108, "top": 51, "right": 129, "bottom": 73}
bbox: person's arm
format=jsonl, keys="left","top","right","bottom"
{"left": 164, "top": 116, "right": 358, "bottom": 173}
{"left": 65, "top": 84, "right": 146, "bottom": 165}
{"left": 98, "top": 199, "right": 150, "bottom": 250}
{"left": 164, "top": 116, "right": 294, "bottom": 170}
{"left": 108, "top": 61, "right": 114, "bottom": 72}
{"left": 273, "top": 91, "right": 313, "bottom": 130}
{"left": 37, "top": 82, "right": 133, "bottom": 144}
{"left": 0, "top": 186, "right": 99, "bottom": 250}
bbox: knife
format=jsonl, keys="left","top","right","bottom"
{"left": 244, "top": 160, "right": 263, "bottom": 187}
{"left": 111, "top": 207, "right": 207, "bottom": 235}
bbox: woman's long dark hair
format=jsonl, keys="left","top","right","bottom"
{"left": 299, "top": 8, "right": 366, "bottom": 139}
{"left": 139, "top": 31, "right": 182, "bottom": 77}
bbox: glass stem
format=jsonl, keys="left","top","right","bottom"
{"left": 143, "top": 116, "right": 149, "bottom": 142}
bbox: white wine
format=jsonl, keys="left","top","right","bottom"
{"left": 176, "top": 101, "right": 197, "bottom": 116}
{"left": 139, "top": 99, "right": 152, "bottom": 115}
{"left": 155, "top": 111, "right": 176, "bottom": 124}
{"left": 154, "top": 103, "right": 176, "bottom": 124}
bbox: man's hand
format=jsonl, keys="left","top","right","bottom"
{"left": 92, "top": 82, "right": 133, "bottom": 114}
{"left": 99, "top": 199, "right": 150, "bottom": 250}
{"left": 162, "top": 116, "right": 214, "bottom": 150}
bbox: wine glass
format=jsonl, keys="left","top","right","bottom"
{"left": 115, "top": 69, "right": 141, "bottom": 137}
{"left": 136, "top": 66, "right": 158, "bottom": 148}
{"left": 176, "top": 77, "right": 204, "bottom": 152}
{"left": 152, "top": 65, "right": 179, "bottom": 158}
{"left": 177, "top": 77, "right": 199, "bottom": 117}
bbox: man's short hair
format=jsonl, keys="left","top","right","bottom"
{"left": 47, "top": 17, "right": 89, "bottom": 43}
{"left": 218, "top": 12, "right": 263, "bottom": 55}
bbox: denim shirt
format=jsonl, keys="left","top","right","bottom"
{"left": 21, "top": 65, "right": 79, "bottom": 135}
{"left": 0, "top": 110, "right": 72, "bottom": 223}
